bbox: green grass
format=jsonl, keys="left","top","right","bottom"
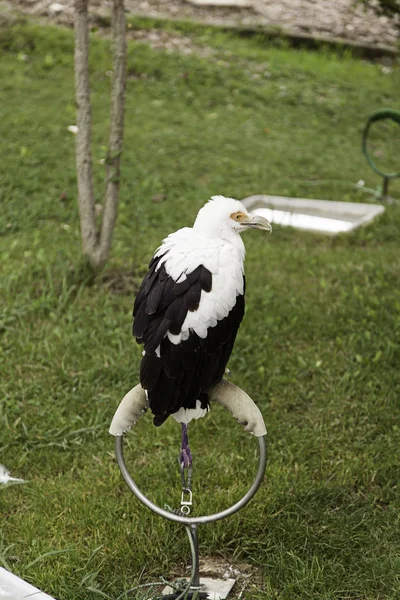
{"left": 1, "top": 16, "right": 400, "bottom": 600}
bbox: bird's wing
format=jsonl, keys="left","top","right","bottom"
{"left": 132, "top": 229, "right": 245, "bottom": 424}
{"left": 133, "top": 258, "right": 212, "bottom": 353}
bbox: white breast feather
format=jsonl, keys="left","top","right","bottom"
{"left": 154, "top": 228, "right": 245, "bottom": 346}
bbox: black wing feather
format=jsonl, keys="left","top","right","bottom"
{"left": 184, "top": 283, "right": 202, "bottom": 312}
{"left": 199, "top": 266, "right": 212, "bottom": 293}
{"left": 146, "top": 269, "right": 168, "bottom": 315}
{"left": 140, "top": 353, "right": 162, "bottom": 391}
{"left": 173, "top": 265, "right": 202, "bottom": 295}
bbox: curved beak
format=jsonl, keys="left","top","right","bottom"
{"left": 243, "top": 213, "right": 272, "bottom": 233}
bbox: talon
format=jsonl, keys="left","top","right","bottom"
{"left": 180, "top": 446, "right": 192, "bottom": 469}
{"left": 180, "top": 423, "right": 193, "bottom": 468}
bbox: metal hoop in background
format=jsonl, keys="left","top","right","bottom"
{"left": 362, "top": 109, "right": 400, "bottom": 180}
{"left": 115, "top": 434, "right": 267, "bottom": 525}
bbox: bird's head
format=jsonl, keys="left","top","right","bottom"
{"left": 193, "top": 195, "right": 272, "bottom": 239}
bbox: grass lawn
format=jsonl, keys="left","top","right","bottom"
{"left": 1, "top": 15, "right": 400, "bottom": 600}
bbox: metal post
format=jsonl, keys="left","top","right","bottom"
{"left": 190, "top": 524, "right": 200, "bottom": 590}
{"left": 382, "top": 176, "right": 390, "bottom": 201}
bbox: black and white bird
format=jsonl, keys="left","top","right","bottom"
{"left": 132, "top": 196, "right": 271, "bottom": 467}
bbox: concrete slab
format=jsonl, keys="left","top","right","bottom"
{"left": 0, "top": 567, "right": 56, "bottom": 600}
{"left": 242, "top": 194, "right": 385, "bottom": 235}
{"left": 163, "top": 576, "right": 236, "bottom": 599}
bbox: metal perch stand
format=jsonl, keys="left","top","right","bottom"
{"left": 110, "top": 380, "right": 267, "bottom": 599}
{"left": 362, "top": 108, "right": 400, "bottom": 202}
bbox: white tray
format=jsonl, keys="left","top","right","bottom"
{"left": 242, "top": 194, "right": 385, "bottom": 234}
{"left": 0, "top": 567, "right": 56, "bottom": 600}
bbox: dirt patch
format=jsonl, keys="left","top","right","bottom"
{"left": 94, "top": 23, "right": 218, "bottom": 57}
{"left": 127, "top": 27, "right": 217, "bottom": 58}
{"left": 100, "top": 269, "right": 140, "bottom": 295}
{"left": 4, "top": 0, "right": 399, "bottom": 50}
{"left": 170, "top": 555, "right": 265, "bottom": 598}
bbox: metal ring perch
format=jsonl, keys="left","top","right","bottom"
{"left": 115, "top": 434, "right": 267, "bottom": 525}
{"left": 111, "top": 380, "right": 268, "bottom": 524}
{"left": 362, "top": 108, "right": 400, "bottom": 200}
{"left": 362, "top": 108, "right": 400, "bottom": 180}
{"left": 110, "top": 381, "right": 267, "bottom": 597}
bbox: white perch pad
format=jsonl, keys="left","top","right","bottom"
{"left": 109, "top": 381, "right": 266, "bottom": 437}
{"left": 109, "top": 384, "right": 148, "bottom": 436}
{"left": 209, "top": 380, "right": 267, "bottom": 437}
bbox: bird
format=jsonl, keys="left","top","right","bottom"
{"left": 132, "top": 195, "right": 271, "bottom": 468}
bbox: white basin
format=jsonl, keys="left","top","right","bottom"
{"left": 0, "top": 568, "right": 56, "bottom": 600}
{"left": 242, "top": 194, "right": 385, "bottom": 234}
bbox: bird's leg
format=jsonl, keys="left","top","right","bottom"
{"left": 179, "top": 425, "right": 193, "bottom": 516}
{"left": 180, "top": 423, "right": 192, "bottom": 469}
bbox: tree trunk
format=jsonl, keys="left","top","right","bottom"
{"left": 74, "top": 0, "right": 126, "bottom": 272}
{"left": 99, "top": 0, "right": 126, "bottom": 268}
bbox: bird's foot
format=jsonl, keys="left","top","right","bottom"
{"left": 180, "top": 445, "right": 192, "bottom": 469}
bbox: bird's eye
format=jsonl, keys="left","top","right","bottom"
{"left": 230, "top": 212, "right": 246, "bottom": 222}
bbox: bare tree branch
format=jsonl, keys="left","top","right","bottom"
{"left": 74, "top": 0, "right": 127, "bottom": 272}
{"left": 74, "top": 0, "right": 98, "bottom": 262}
{"left": 98, "top": 0, "right": 126, "bottom": 267}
